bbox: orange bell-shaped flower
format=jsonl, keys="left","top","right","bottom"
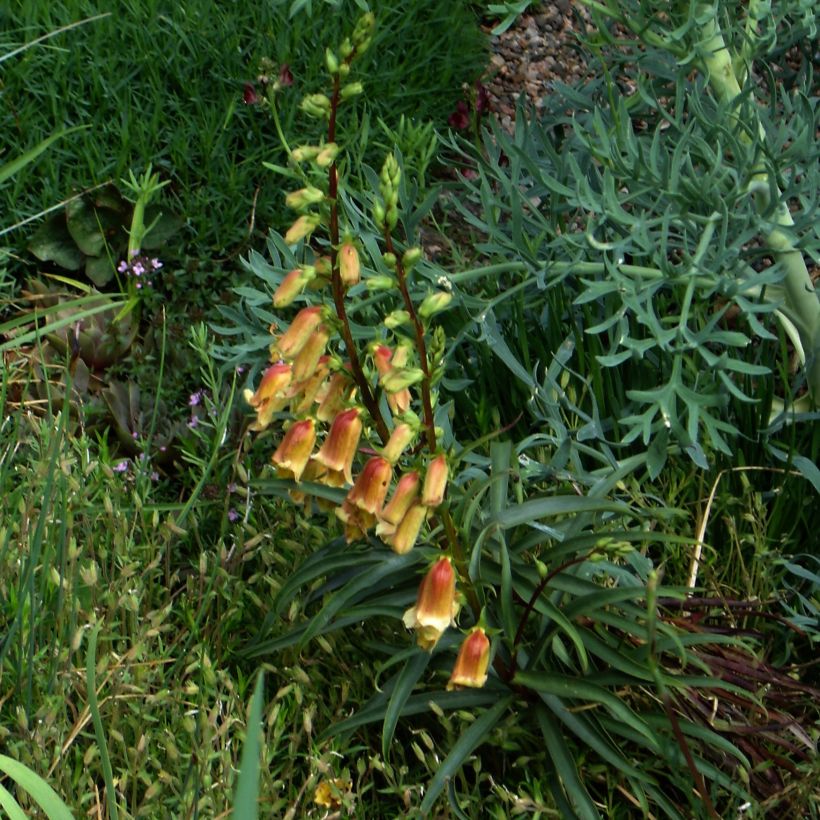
{"left": 447, "top": 628, "right": 490, "bottom": 690}
{"left": 271, "top": 418, "right": 316, "bottom": 482}
{"left": 313, "top": 408, "right": 362, "bottom": 485}
{"left": 345, "top": 456, "right": 392, "bottom": 516}
{"left": 275, "top": 306, "right": 323, "bottom": 359}
{"left": 339, "top": 242, "right": 360, "bottom": 286}
{"left": 402, "top": 557, "right": 457, "bottom": 651}
{"left": 422, "top": 454, "right": 449, "bottom": 507}
{"left": 244, "top": 363, "right": 293, "bottom": 431}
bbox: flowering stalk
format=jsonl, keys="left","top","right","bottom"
{"left": 383, "top": 225, "right": 437, "bottom": 450}
{"left": 326, "top": 50, "right": 389, "bottom": 443}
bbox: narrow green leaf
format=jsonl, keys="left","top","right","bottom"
{"left": 0, "top": 126, "right": 89, "bottom": 186}
{"left": 419, "top": 697, "right": 513, "bottom": 814}
{"left": 299, "top": 552, "right": 419, "bottom": 647}
{"left": 231, "top": 671, "right": 265, "bottom": 820}
{"left": 86, "top": 626, "right": 118, "bottom": 820}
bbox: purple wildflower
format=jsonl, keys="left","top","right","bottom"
{"left": 188, "top": 415, "right": 199, "bottom": 429}
{"left": 189, "top": 390, "right": 204, "bottom": 407}
{"left": 113, "top": 460, "right": 129, "bottom": 473}
{"left": 228, "top": 509, "right": 241, "bottom": 523}
{"left": 117, "top": 260, "right": 129, "bottom": 273}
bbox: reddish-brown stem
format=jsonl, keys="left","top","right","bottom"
{"left": 510, "top": 549, "right": 598, "bottom": 674}
{"left": 327, "top": 74, "right": 389, "bottom": 444}
{"left": 383, "top": 228, "right": 436, "bottom": 452}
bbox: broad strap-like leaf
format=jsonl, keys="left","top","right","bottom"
{"left": 382, "top": 649, "right": 431, "bottom": 759}
{"left": 514, "top": 670, "right": 659, "bottom": 752}
{"left": 535, "top": 705, "right": 601, "bottom": 820}
{"left": 0, "top": 756, "right": 75, "bottom": 820}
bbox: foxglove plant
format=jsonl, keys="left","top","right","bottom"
{"left": 231, "top": 10, "right": 816, "bottom": 817}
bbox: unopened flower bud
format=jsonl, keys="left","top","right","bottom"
{"left": 272, "top": 419, "right": 316, "bottom": 482}
{"left": 377, "top": 471, "right": 420, "bottom": 534}
{"left": 284, "top": 214, "right": 321, "bottom": 245}
{"left": 380, "top": 423, "right": 416, "bottom": 464}
{"left": 274, "top": 268, "right": 313, "bottom": 308}
{"left": 422, "top": 454, "right": 448, "bottom": 507}
{"left": 447, "top": 628, "right": 490, "bottom": 689}
{"left": 402, "top": 557, "right": 457, "bottom": 651}
{"left": 339, "top": 37, "right": 353, "bottom": 59}
{"left": 285, "top": 186, "right": 325, "bottom": 210}
{"left": 341, "top": 82, "right": 364, "bottom": 100}
{"left": 419, "top": 291, "right": 453, "bottom": 319}
{"left": 385, "top": 502, "right": 426, "bottom": 555}
{"left": 300, "top": 93, "right": 332, "bottom": 118}
{"left": 352, "top": 13, "right": 376, "bottom": 51}
{"left": 402, "top": 247, "right": 423, "bottom": 269}
{"left": 366, "top": 275, "right": 394, "bottom": 291}
{"left": 382, "top": 252, "right": 397, "bottom": 270}
{"left": 381, "top": 367, "right": 424, "bottom": 392}
{"left": 292, "top": 325, "right": 330, "bottom": 381}
{"left": 314, "top": 255, "right": 333, "bottom": 277}
{"left": 373, "top": 202, "right": 385, "bottom": 227}
{"left": 291, "top": 145, "right": 322, "bottom": 163}
{"left": 384, "top": 310, "right": 411, "bottom": 329}
{"left": 325, "top": 48, "right": 339, "bottom": 74}
{"left": 275, "top": 306, "right": 323, "bottom": 359}
{"left": 339, "top": 242, "right": 361, "bottom": 286}
{"left": 315, "top": 143, "right": 340, "bottom": 167}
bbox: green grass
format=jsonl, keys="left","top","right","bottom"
{"left": 1, "top": 0, "right": 486, "bottom": 263}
